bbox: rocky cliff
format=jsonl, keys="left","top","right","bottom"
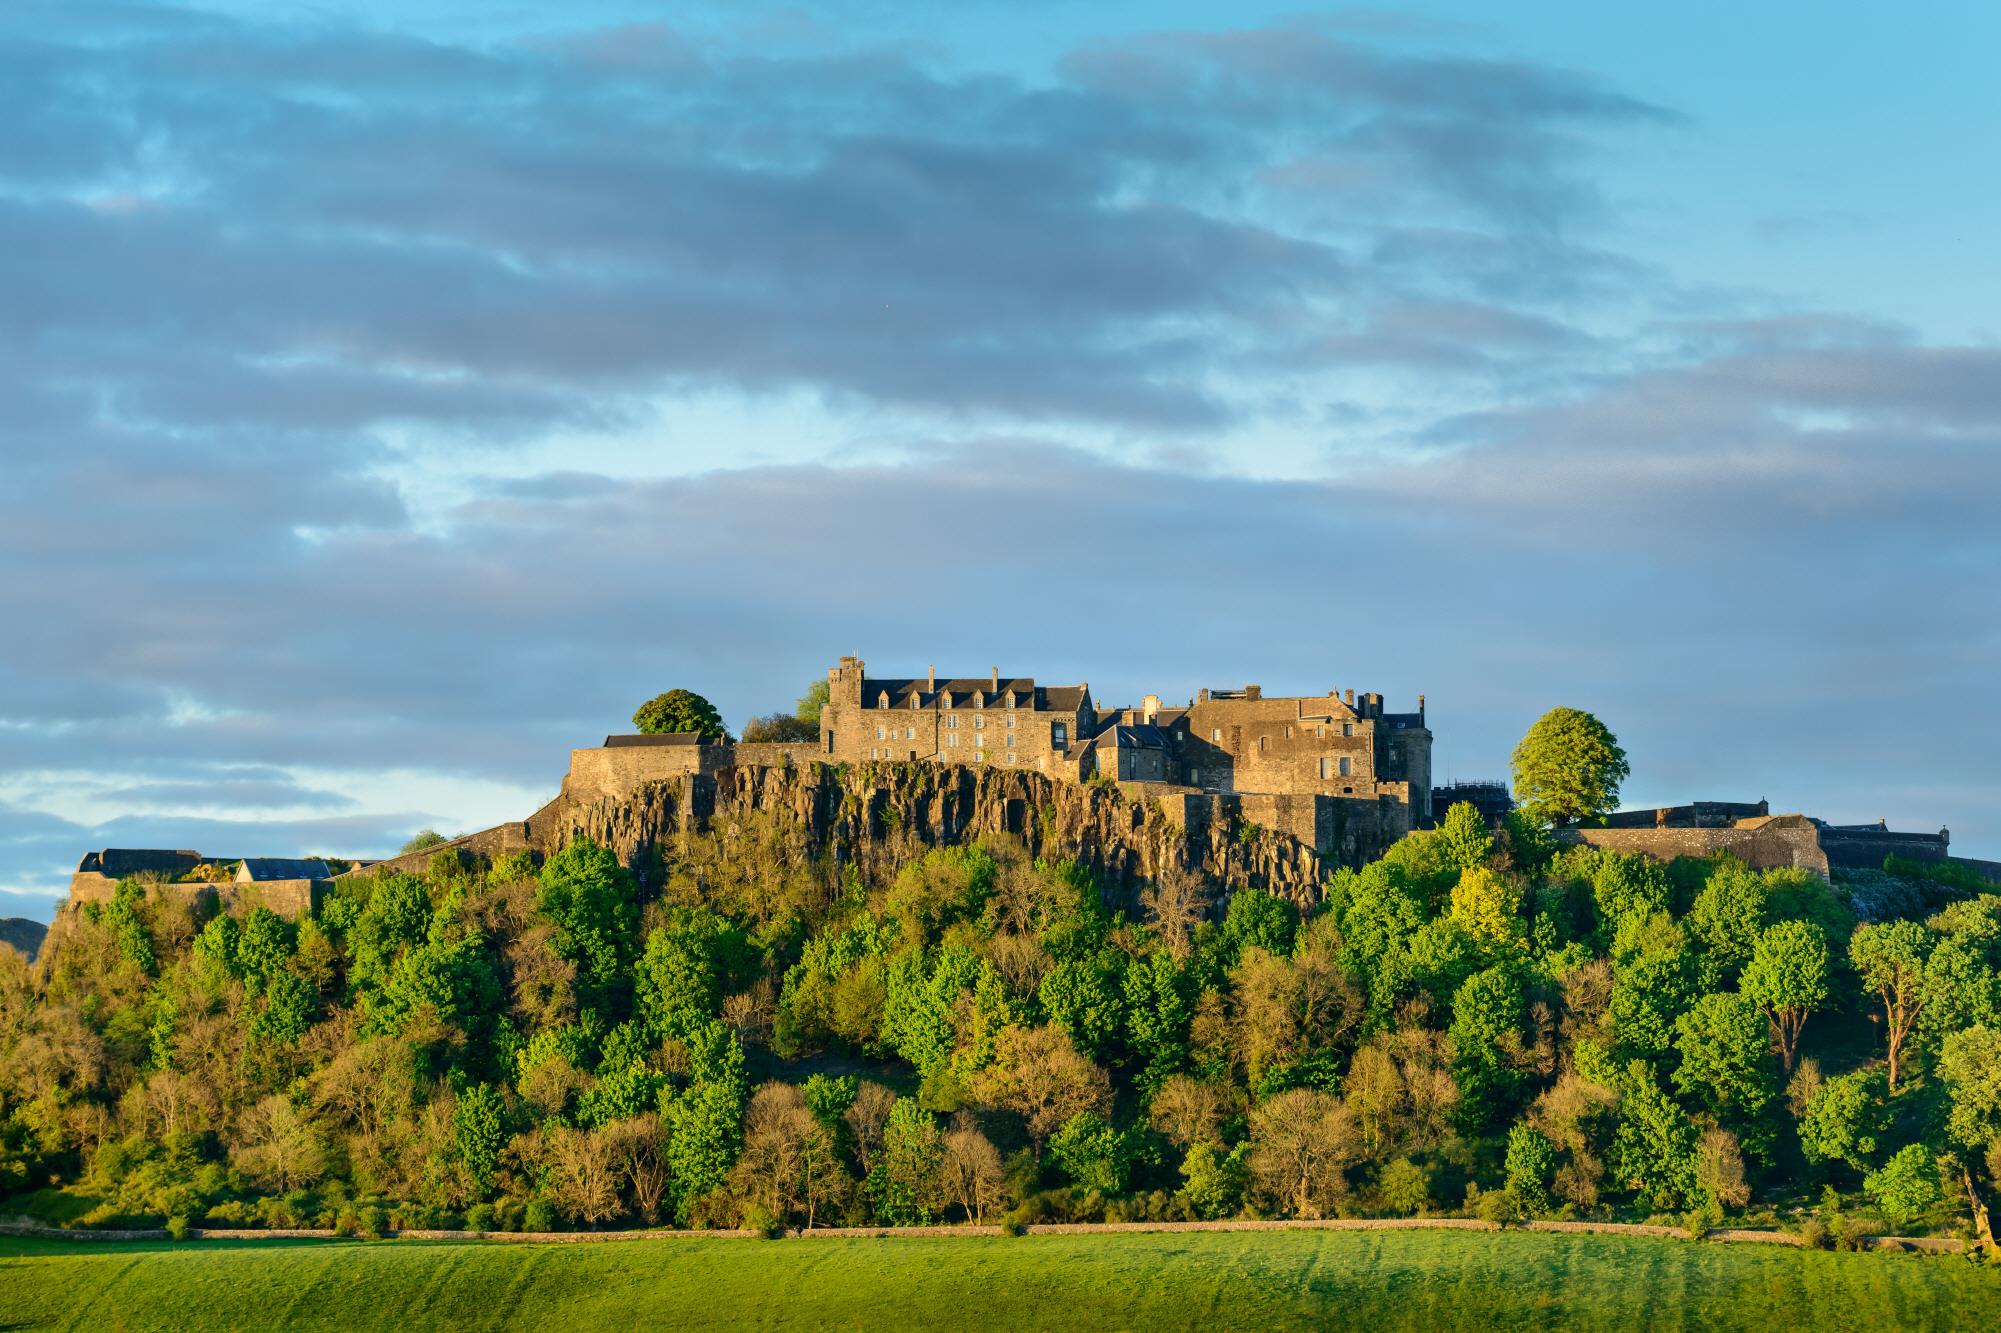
{"left": 375, "top": 760, "right": 1334, "bottom": 911}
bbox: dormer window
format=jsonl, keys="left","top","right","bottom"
{"left": 910, "top": 694, "right": 920, "bottom": 709}
{"left": 1006, "top": 692, "right": 1016, "bottom": 709}
{"left": 877, "top": 694, "right": 889, "bottom": 709}
{"left": 975, "top": 694, "right": 984, "bottom": 709}
{"left": 943, "top": 693, "right": 953, "bottom": 710}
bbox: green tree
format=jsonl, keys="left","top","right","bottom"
{"left": 1180, "top": 1141, "right": 1248, "bottom": 1219}
{"left": 1797, "top": 1069, "right": 1889, "bottom": 1175}
{"left": 1509, "top": 708, "right": 1630, "bottom": 827}
{"left": 1437, "top": 802, "right": 1495, "bottom": 874}
{"left": 1047, "top": 1111, "right": 1142, "bottom": 1193}
{"left": 399, "top": 829, "right": 449, "bottom": 855}
{"left": 795, "top": 678, "right": 830, "bottom": 728}
{"left": 454, "top": 1083, "right": 508, "bottom": 1197}
{"left": 1449, "top": 966, "right": 1525, "bottom": 1124}
{"left": 1864, "top": 1144, "right": 1940, "bottom": 1231}
{"left": 1687, "top": 860, "right": 1768, "bottom": 985}
{"left": 1937, "top": 1025, "right": 2001, "bottom": 1150}
{"left": 1740, "top": 920, "right": 1829, "bottom": 1074}
{"left": 633, "top": 689, "right": 727, "bottom": 739}
{"left": 1850, "top": 920, "right": 1934, "bottom": 1090}
{"left": 1505, "top": 1123, "right": 1557, "bottom": 1215}
{"left": 539, "top": 838, "right": 641, "bottom": 1004}
{"left": 1672, "top": 992, "right": 1778, "bottom": 1156}
{"left": 868, "top": 1098, "right": 943, "bottom": 1225}
{"left": 1611, "top": 1062, "right": 1699, "bottom": 1212}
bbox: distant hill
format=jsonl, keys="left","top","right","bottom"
{"left": 0, "top": 917, "right": 48, "bottom": 962}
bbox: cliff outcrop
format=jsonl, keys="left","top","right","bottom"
{"left": 369, "top": 760, "right": 1335, "bottom": 911}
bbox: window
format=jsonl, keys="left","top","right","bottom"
{"left": 974, "top": 716, "right": 985, "bottom": 729}
{"left": 1007, "top": 715, "right": 1017, "bottom": 729}
{"left": 1316, "top": 725, "right": 1325, "bottom": 738}
{"left": 875, "top": 725, "right": 886, "bottom": 740}
{"left": 904, "top": 727, "right": 915, "bottom": 740}
{"left": 1319, "top": 757, "right": 1332, "bottom": 780}
{"left": 975, "top": 749, "right": 986, "bottom": 762}
{"left": 1258, "top": 736, "right": 1268, "bottom": 753}
{"left": 1343, "top": 722, "right": 1354, "bottom": 737}
{"left": 1211, "top": 728, "right": 1222, "bottom": 742}
{"left": 1189, "top": 768, "right": 1201, "bottom": 786}
{"left": 947, "top": 732, "right": 959, "bottom": 748}
{"left": 1285, "top": 726, "right": 1293, "bottom": 739}
{"left": 1339, "top": 757, "right": 1351, "bottom": 777}
{"left": 1052, "top": 722, "right": 1068, "bottom": 747}
{"left": 946, "top": 716, "right": 959, "bottom": 729}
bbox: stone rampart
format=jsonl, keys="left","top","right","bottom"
{"left": 1559, "top": 824, "right": 1829, "bottom": 875}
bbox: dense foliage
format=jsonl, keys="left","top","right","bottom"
{"left": 633, "top": 690, "right": 727, "bottom": 739}
{"left": 1510, "top": 708, "right": 1631, "bottom": 826}
{"left": 3, "top": 803, "right": 1998, "bottom": 1241}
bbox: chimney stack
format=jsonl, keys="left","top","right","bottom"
{"left": 1344, "top": 688, "right": 1355, "bottom": 707}
{"left": 991, "top": 666, "right": 999, "bottom": 690}
{"left": 928, "top": 664, "right": 936, "bottom": 689}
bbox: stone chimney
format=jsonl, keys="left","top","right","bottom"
{"left": 1142, "top": 693, "right": 1162, "bottom": 723}
{"left": 1344, "top": 688, "right": 1355, "bottom": 707}
{"left": 928, "top": 664, "right": 936, "bottom": 689}
{"left": 991, "top": 666, "right": 1000, "bottom": 690}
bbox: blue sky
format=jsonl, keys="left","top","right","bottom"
{"left": 2, "top": 2, "right": 1997, "bottom": 918}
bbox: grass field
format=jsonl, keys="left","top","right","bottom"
{"left": 2, "top": 1228, "right": 1996, "bottom": 1332}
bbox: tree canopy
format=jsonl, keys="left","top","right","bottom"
{"left": 633, "top": 689, "right": 727, "bottom": 739}
{"left": 1509, "top": 708, "right": 1630, "bottom": 827}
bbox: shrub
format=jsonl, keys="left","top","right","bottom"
{"left": 1379, "top": 1158, "right": 1431, "bottom": 1217}
{"left": 355, "top": 1206, "right": 386, "bottom": 1239}
{"left": 165, "top": 1214, "right": 191, "bottom": 1241}
{"left": 522, "top": 1197, "right": 558, "bottom": 1234}
{"left": 463, "top": 1203, "right": 497, "bottom": 1233}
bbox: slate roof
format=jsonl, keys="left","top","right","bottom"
{"left": 864, "top": 676, "right": 1090, "bottom": 712}
{"left": 1093, "top": 723, "right": 1170, "bottom": 750}
{"left": 236, "top": 858, "right": 333, "bottom": 882}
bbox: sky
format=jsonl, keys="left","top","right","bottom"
{"left": 3, "top": 2, "right": 1997, "bottom": 920}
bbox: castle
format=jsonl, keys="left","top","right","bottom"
{"left": 566, "top": 657, "right": 1432, "bottom": 866}
{"left": 817, "top": 654, "right": 1432, "bottom": 825}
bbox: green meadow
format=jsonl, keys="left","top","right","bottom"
{"left": 3, "top": 1228, "right": 1996, "bottom": 1333}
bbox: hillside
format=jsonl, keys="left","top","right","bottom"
{"left": 4, "top": 782, "right": 1999, "bottom": 1250}
{"left": 0, "top": 917, "right": 47, "bottom": 962}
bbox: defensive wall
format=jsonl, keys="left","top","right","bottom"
{"left": 1557, "top": 817, "right": 1830, "bottom": 875}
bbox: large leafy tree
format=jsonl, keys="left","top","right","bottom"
{"left": 1509, "top": 708, "right": 1630, "bottom": 827}
{"left": 1850, "top": 919, "right": 1934, "bottom": 1091}
{"left": 632, "top": 688, "right": 727, "bottom": 739}
{"left": 1672, "top": 992, "right": 1778, "bottom": 1156}
{"left": 1740, "top": 920, "right": 1829, "bottom": 1072}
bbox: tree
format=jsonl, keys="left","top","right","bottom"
{"left": 1437, "top": 802, "right": 1495, "bottom": 873}
{"left": 1611, "top": 1063, "right": 1699, "bottom": 1212}
{"left": 1504, "top": 1123, "right": 1557, "bottom": 1215}
{"left": 1740, "top": 920, "right": 1829, "bottom": 1073}
{"left": 399, "top": 829, "right": 449, "bottom": 855}
{"left": 1181, "top": 1141, "right": 1249, "bottom": 1219}
{"left": 1865, "top": 1144, "right": 1940, "bottom": 1231}
{"left": 1449, "top": 966, "right": 1525, "bottom": 1122}
{"left": 1672, "top": 992, "right": 1778, "bottom": 1156}
{"left": 453, "top": 1083, "right": 508, "bottom": 1198}
{"left": 869, "top": 1099, "right": 943, "bottom": 1225}
{"left": 1937, "top": 1026, "right": 2001, "bottom": 1151}
{"left": 1849, "top": 920, "right": 1934, "bottom": 1091}
{"left": 938, "top": 1127, "right": 1007, "bottom": 1224}
{"left": 1246, "top": 1088, "right": 1358, "bottom": 1218}
{"left": 1148, "top": 1074, "right": 1230, "bottom": 1150}
{"left": 632, "top": 689, "right": 726, "bottom": 739}
{"left": 1139, "top": 865, "right": 1212, "bottom": 963}
{"left": 1509, "top": 708, "right": 1630, "bottom": 827}
{"left": 1797, "top": 1069, "right": 1889, "bottom": 1174}
{"left": 970, "top": 1024, "right": 1111, "bottom": 1156}
{"left": 1696, "top": 1127, "right": 1751, "bottom": 1211}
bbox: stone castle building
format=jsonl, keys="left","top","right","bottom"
{"left": 815, "top": 657, "right": 1433, "bottom": 861}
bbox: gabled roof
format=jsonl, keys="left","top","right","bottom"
{"left": 1094, "top": 723, "right": 1170, "bottom": 751}
{"left": 237, "top": 857, "right": 332, "bottom": 882}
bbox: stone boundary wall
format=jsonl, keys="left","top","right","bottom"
{"left": 1559, "top": 826, "right": 1830, "bottom": 876}
{"left": 1, "top": 1217, "right": 1967, "bottom": 1253}
{"left": 58, "top": 877, "right": 322, "bottom": 921}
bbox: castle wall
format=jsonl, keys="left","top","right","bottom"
{"left": 61, "top": 876, "right": 322, "bottom": 921}
{"left": 1559, "top": 825, "right": 1830, "bottom": 875}
{"left": 1820, "top": 828, "right": 1950, "bottom": 869}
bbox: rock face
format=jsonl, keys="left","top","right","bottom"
{"left": 569, "top": 762, "right": 1333, "bottom": 910}
{"left": 373, "top": 760, "right": 1335, "bottom": 912}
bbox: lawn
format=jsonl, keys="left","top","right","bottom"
{"left": 2, "top": 1228, "right": 1995, "bottom": 1332}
